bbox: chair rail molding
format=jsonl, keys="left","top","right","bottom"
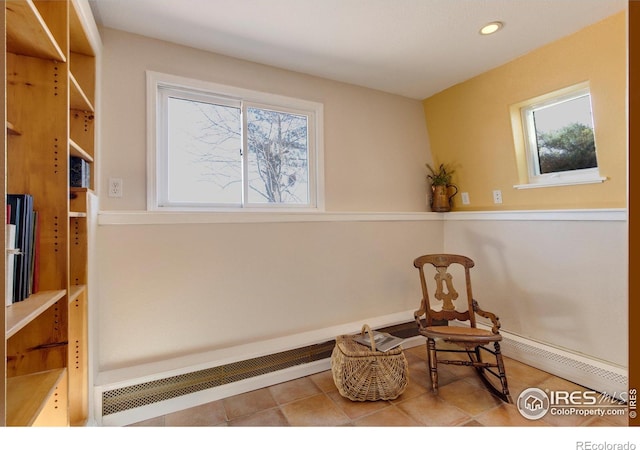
{"left": 97, "top": 208, "right": 626, "bottom": 225}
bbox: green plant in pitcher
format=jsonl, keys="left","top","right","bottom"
{"left": 425, "top": 163, "right": 455, "bottom": 186}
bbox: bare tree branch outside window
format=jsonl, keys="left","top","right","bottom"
{"left": 157, "top": 75, "right": 321, "bottom": 209}
{"left": 247, "top": 107, "right": 309, "bottom": 204}
{"left": 168, "top": 96, "right": 309, "bottom": 205}
{"left": 167, "top": 97, "right": 242, "bottom": 204}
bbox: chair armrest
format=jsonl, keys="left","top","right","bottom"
{"left": 472, "top": 299, "right": 501, "bottom": 334}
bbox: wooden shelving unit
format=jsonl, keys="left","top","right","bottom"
{"left": 70, "top": 72, "right": 94, "bottom": 112}
{"left": 6, "top": 290, "right": 67, "bottom": 339}
{"left": 5, "top": 0, "right": 66, "bottom": 61}
{"left": 3, "top": 0, "right": 99, "bottom": 427}
{"left": 70, "top": 139, "right": 93, "bottom": 162}
{"left": 6, "top": 369, "right": 67, "bottom": 426}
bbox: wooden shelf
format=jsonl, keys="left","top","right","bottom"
{"left": 70, "top": 187, "right": 91, "bottom": 215}
{"left": 68, "top": 284, "right": 87, "bottom": 303}
{"left": 70, "top": 72, "right": 95, "bottom": 112}
{"left": 70, "top": 187, "right": 92, "bottom": 195}
{"left": 6, "top": 368, "right": 66, "bottom": 426}
{"left": 6, "top": 290, "right": 67, "bottom": 339}
{"left": 5, "top": 0, "right": 66, "bottom": 62}
{"left": 69, "top": 138, "right": 93, "bottom": 162}
{"left": 69, "top": 0, "right": 94, "bottom": 56}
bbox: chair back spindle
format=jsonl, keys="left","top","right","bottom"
{"left": 414, "top": 254, "right": 476, "bottom": 327}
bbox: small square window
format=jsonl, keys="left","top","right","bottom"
{"left": 511, "top": 83, "right": 606, "bottom": 189}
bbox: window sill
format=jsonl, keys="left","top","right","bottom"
{"left": 514, "top": 176, "right": 607, "bottom": 190}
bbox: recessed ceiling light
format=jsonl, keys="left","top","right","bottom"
{"left": 480, "top": 21, "right": 504, "bottom": 35}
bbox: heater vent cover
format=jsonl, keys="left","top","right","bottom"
{"left": 102, "top": 322, "right": 419, "bottom": 416}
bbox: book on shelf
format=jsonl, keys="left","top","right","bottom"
{"left": 7, "top": 194, "right": 23, "bottom": 302}
{"left": 70, "top": 156, "right": 90, "bottom": 188}
{"left": 31, "top": 211, "right": 41, "bottom": 294}
{"left": 5, "top": 223, "right": 18, "bottom": 307}
{"left": 6, "top": 193, "right": 37, "bottom": 303}
{"left": 28, "top": 211, "right": 40, "bottom": 295}
{"left": 354, "top": 330, "right": 404, "bottom": 352}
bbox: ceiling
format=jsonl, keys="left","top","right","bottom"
{"left": 88, "top": 0, "right": 626, "bottom": 99}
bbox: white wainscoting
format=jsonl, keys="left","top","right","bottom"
{"left": 94, "top": 208, "right": 628, "bottom": 426}
{"left": 441, "top": 208, "right": 627, "bottom": 366}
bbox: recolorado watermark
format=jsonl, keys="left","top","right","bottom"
{"left": 517, "top": 387, "right": 629, "bottom": 421}
{"left": 575, "top": 443, "right": 636, "bottom": 450}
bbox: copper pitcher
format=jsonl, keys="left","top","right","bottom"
{"left": 430, "top": 184, "right": 458, "bottom": 212}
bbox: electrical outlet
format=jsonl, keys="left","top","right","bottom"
{"left": 492, "top": 189, "right": 502, "bottom": 204}
{"left": 109, "top": 178, "right": 123, "bottom": 198}
{"left": 461, "top": 192, "right": 470, "bottom": 205}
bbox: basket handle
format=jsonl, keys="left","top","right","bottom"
{"left": 361, "top": 324, "right": 377, "bottom": 352}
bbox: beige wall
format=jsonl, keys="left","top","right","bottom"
{"left": 95, "top": 24, "right": 627, "bottom": 376}
{"left": 423, "top": 12, "right": 627, "bottom": 211}
{"left": 97, "top": 219, "right": 443, "bottom": 369}
{"left": 99, "top": 28, "right": 431, "bottom": 213}
{"left": 96, "top": 28, "right": 436, "bottom": 370}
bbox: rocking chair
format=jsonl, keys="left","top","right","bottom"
{"left": 413, "top": 254, "right": 512, "bottom": 403}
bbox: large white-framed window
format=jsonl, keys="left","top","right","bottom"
{"left": 510, "top": 82, "right": 605, "bottom": 189}
{"left": 147, "top": 71, "right": 324, "bottom": 211}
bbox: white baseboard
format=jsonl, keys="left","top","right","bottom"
{"left": 498, "top": 329, "right": 628, "bottom": 397}
{"left": 99, "top": 359, "right": 332, "bottom": 427}
{"left": 94, "top": 314, "right": 628, "bottom": 426}
{"left": 95, "top": 310, "right": 419, "bottom": 426}
{"left": 460, "top": 321, "right": 628, "bottom": 398}
{"left": 97, "top": 335, "right": 424, "bottom": 427}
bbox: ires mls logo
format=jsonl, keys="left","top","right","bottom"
{"left": 517, "top": 387, "right": 628, "bottom": 420}
{"left": 517, "top": 387, "right": 551, "bottom": 420}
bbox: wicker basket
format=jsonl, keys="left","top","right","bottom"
{"left": 331, "top": 324, "right": 409, "bottom": 401}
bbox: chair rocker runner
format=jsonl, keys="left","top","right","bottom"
{"left": 413, "top": 254, "right": 512, "bottom": 403}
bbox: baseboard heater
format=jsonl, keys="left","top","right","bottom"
{"left": 101, "top": 322, "right": 419, "bottom": 417}
{"left": 100, "top": 320, "right": 627, "bottom": 422}
{"left": 497, "top": 329, "right": 628, "bottom": 399}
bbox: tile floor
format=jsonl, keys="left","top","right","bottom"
{"left": 129, "top": 345, "right": 628, "bottom": 427}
